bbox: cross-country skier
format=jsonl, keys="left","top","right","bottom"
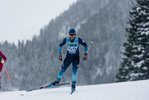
{"left": 50, "top": 29, "right": 88, "bottom": 92}
{"left": 0, "top": 51, "right": 7, "bottom": 90}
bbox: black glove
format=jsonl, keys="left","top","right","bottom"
{"left": 59, "top": 55, "right": 62, "bottom": 61}
{"left": 83, "top": 53, "right": 87, "bottom": 61}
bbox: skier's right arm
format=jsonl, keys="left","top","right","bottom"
{"left": 59, "top": 38, "right": 66, "bottom": 61}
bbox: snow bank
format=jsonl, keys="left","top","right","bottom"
{"left": 0, "top": 80, "right": 149, "bottom": 100}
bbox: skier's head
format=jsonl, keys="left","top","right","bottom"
{"left": 69, "top": 29, "right": 76, "bottom": 40}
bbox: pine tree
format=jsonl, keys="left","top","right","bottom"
{"left": 116, "top": 0, "right": 149, "bottom": 82}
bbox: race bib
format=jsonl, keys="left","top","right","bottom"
{"left": 67, "top": 47, "right": 78, "bottom": 53}
{"left": 66, "top": 37, "right": 79, "bottom": 54}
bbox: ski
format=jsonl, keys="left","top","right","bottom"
{"left": 47, "top": 82, "right": 70, "bottom": 88}
{"left": 26, "top": 83, "right": 70, "bottom": 92}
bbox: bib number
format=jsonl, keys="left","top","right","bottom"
{"left": 68, "top": 47, "right": 77, "bottom": 53}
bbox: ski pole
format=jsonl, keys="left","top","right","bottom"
{"left": 3, "top": 64, "right": 13, "bottom": 86}
{"left": 87, "top": 48, "right": 90, "bottom": 53}
{"left": 87, "top": 41, "right": 93, "bottom": 53}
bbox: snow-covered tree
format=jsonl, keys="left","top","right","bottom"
{"left": 116, "top": 0, "right": 149, "bottom": 82}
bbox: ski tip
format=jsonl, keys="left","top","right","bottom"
{"left": 20, "top": 94, "right": 24, "bottom": 96}
{"left": 39, "top": 87, "right": 44, "bottom": 89}
{"left": 26, "top": 89, "right": 32, "bottom": 92}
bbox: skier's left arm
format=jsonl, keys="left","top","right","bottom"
{"left": 59, "top": 38, "right": 66, "bottom": 55}
{"left": 79, "top": 37, "right": 88, "bottom": 60}
{"left": 59, "top": 38, "right": 66, "bottom": 61}
{"left": 0, "top": 51, "right": 7, "bottom": 63}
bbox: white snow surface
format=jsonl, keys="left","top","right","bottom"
{"left": 0, "top": 80, "right": 149, "bottom": 100}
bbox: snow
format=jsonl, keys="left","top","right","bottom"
{"left": 142, "top": 67, "right": 148, "bottom": 70}
{"left": 136, "top": 60, "right": 144, "bottom": 68}
{"left": 137, "top": 6, "right": 148, "bottom": 16}
{"left": 136, "top": 7, "right": 141, "bottom": 12}
{"left": 0, "top": 80, "right": 149, "bottom": 100}
{"left": 75, "top": 19, "right": 87, "bottom": 31}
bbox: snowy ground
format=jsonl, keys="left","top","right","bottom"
{"left": 0, "top": 80, "right": 149, "bottom": 100}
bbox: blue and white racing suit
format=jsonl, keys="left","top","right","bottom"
{"left": 57, "top": 36, "right": 88, "bottom": 85}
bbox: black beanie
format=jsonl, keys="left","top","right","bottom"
{"left": 69, "top": 29, "right": 76, "bottom": 34}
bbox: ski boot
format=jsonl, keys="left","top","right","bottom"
{"left": 70, "top": 81, "right": 76, "bottom": 94}
{"left": 71, "top": 85, "right": 76, "bottom": 94}
{"left": 46, "top": 78, "right": 60, "bottom": 88}
{"left": 51, "top": 81, "right": 59, "bottom": 86}
{"left": 71, "top": 85, "right": 75, "bottom": 91}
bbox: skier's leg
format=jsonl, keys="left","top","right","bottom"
{"left": 72, "top": 55, "right": 79, "bottom": 90}
{"left": 0, "top": 65, "right": 2, "bottom": 73}
{"left": 57, "top": 55, "right": 72, "bottom": 82}
{"left": 0, "top": 66, "right": 2, "bottom": 90}
{"left": 72, "top": 65, "right": 79, "bottom": 85}
{"left": 0, "top": 73, "right": 1, "bottom": 90}
{"left": 71, "top": 66, "right": 78, "bottom": 91}
{"left": 50, "top": 55, "right": 72, "bottom": 86}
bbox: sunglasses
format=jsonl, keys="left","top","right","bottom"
{"left": 69, "top": 34, "right": 75, "bottom": 36}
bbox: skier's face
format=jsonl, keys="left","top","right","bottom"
{"left": 69, "top": 33, "right": 75, "bottom": 40}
